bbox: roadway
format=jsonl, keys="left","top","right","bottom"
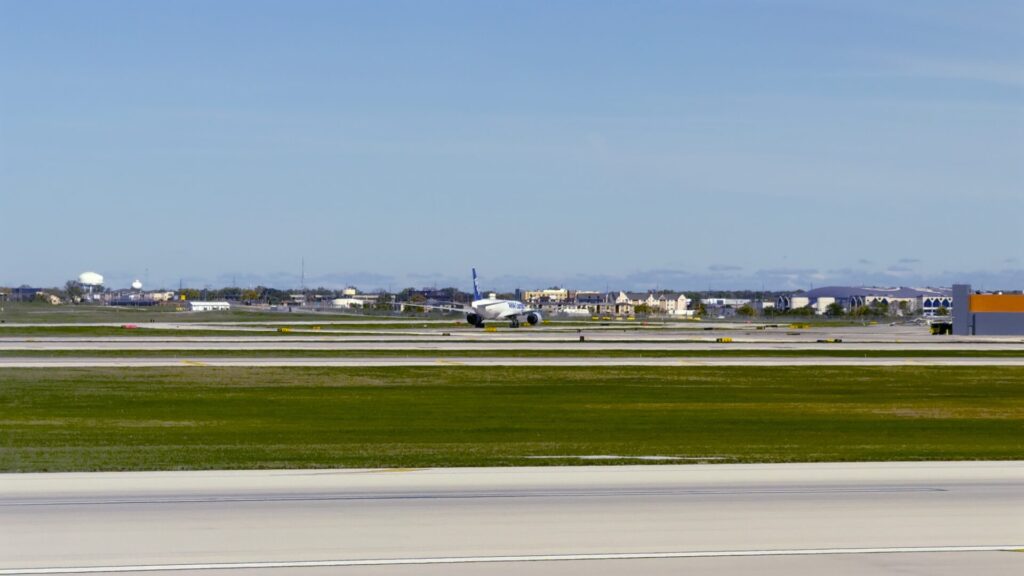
{"left": 1, "top": 462, "right": 1020, "bottom": 575}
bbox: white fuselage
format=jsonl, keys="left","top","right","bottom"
{"left": 471, "top": 298, "right": 527, "bottom": 320}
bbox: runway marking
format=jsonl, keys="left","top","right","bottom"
{"left": 348, "top": 467, "right": 423, "bottom": 474}
{"left": 0, "top": 486, "right": 946, "bottom": 507}
{"left": 5, "top": 357, "right": 1024, "bottom": 367}
{"left": 3, "top": 546, "right": 1020, "bottom": 574}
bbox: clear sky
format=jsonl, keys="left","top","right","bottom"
{"left": 1, "top": 0, "right": 1021, "bottom": 291}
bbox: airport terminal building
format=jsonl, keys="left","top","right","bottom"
{"left": 777, "top": 286, "right": 952, "bottom": 316}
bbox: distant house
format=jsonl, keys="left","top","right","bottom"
{"left": 616, "top": 291, "right": 691, "bottom": 314}
{"left": 592, "top": 298, "right": 634, "bottom": 316}
{"left": 40, "top": 293, "right": 62, "bottom": 305}
{"left": 573, "top": 291, "right": 604, "bottom": 305}
{"left": 149, "top": 291, "right": 176, "bottom": 302}
{"left": 523, "top": 288, "right": 569, "bottom": 304}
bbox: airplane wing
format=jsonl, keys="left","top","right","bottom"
{"left": 402, "top": 302, "right": 471, "bottom": 314}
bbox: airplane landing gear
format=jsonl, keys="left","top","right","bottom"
{"left": 509, "top": 318, "right": 521, "bottom": 328}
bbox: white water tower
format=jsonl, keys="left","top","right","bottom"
{"left": 78, "top": 271, "right": 104, "bottom": 300}
{"left": 131, "top": 279, "right": 143, "bottom": 291}
{"left": 78, "top": 271, "right": 104, "bottom": 287}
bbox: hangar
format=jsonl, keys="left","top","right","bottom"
{"left": 187, "top": 301, "right": 231, "bottom": 312}
{"left": 777, "top": 286, "right": 951, "bottom": 316}
{"left": 952, "top": 284, "right": 1024, "bottom": 336}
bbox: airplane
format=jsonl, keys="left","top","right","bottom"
{"left": 463, "top": 268, "right": 543, "bottom": 328}
{"left": 407, "top": 269, "right": 543, "bottom": 328}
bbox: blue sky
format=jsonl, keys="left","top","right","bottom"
{"left": 1, "top": 0, "right": 1021, "bottom": 291}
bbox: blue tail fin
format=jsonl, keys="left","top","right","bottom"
{"left": 472, "top": 268, "right": 482, "bottom": 300}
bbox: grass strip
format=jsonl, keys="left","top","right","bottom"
{"left": 1, "top": 366, "right": 1021, "bottom": 472}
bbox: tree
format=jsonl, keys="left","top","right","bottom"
{"left": 180, "top": 288, "right": 201, "bottom": 301}
{"left": 374, "top": 293, "right": 394, "bottom": 311}
{"left": 736, "top": 303, "right": 756, "bottom": 317}
{"left": 869, "top": 300, "right": 890, "bottom": 317}
{"left": 788, "top": 306, "right": 815, "bottom": 317}
{"left": 217, "top": 287, "right": 242, "bottom": 301}
{"left": 694, "top": 302, "right": 708, "bottom": 317}
{"left": 851, "top": 305, "right": 871, "bottom": 317}
{"left": 825, "top": 302, "right": 845, "bottom": 317}
{"left": 898, "top": 300, "right": 913, "bottom": 316}
{"left": 634, "top": 303, "right": 652, "bottom": 315}
{"left": 260, "top": 288, "right": 291, "bottom": 304}
{"left": 936, "top": 306, "right": 949, "bottom": 316}
{"left": 64, "top": 281, "right": 83, "bottom": 303}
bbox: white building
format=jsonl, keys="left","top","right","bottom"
{"left": 776, "top": 295, "right": 811, "bottom": 310}
{"left": 776, "top": 287, "right": 953, "bottom": 316}
{"left": 331, "top": 298, "right": 363, "bottom": 309}
{"left": 701, "top": 297, "right": 753, "bottom": 308}
{"left": 524, "top": 288, "right": 569, "bottom": 304}
{"left": 187, "top": 301, "right": 231, "bottom": 312}
{"left": 813, "top": 296, "right": 836, "bottom": 315}
{"left": 616, "top": 291, "right": 691, "bottom": 314}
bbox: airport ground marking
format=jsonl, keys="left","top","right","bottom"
{"left": 3, "top": 546, "right": 1021, "bottom": 574}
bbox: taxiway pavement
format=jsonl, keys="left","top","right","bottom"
{"left": 3, "top": 338, "right": 1024, "bottom": 352}
{"left": 3, "top": 356, "right": 1024, "bottom": 367}
{"left": 1, "top": 462, "right": 1020, "bottom": 575}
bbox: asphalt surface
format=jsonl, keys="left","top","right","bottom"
{"left": 1, "top": 462, "right": 1020, "bottom": 575}
{"left": 131, "top": 553, "right": 1023, "bottom": 575}
{"left": 2, "top": 323, "right": 1023, "bottom": 351}
{"left": 5, "top": 356, "right": 1024, "bottom": 367}
{"left": 4, "top": 338, "right": 1024, "bottom": 351}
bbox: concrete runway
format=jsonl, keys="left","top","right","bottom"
{"left": 5, "top": 322, "right": 1020, "bottom": 367}
{"left": 4, "top": 338, "right": 1024, "bottom": 351}
{"left": 3, "top": 322, "right": 1022, "bottom": 351}
{"left": 1, "top": 462, "right": 1020, "bottom": 575}
{"left": 4, "top": 356, "right": 1024, "bottom": 367}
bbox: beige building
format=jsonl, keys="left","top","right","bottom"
{"left": 148, "top": 291, "right": 176, "bottom": 302}
{"left": 616, "top": 291, "right": 691, "bottom": 315}
{"left": 523, "top": 288, "right": 569, "bottom": 304}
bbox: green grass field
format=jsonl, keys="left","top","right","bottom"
{"left": 1, "top": 366, "right": 1021, "bottom": 472}
{"left": 0, "top": 303, "right": 342, "bottom": 323}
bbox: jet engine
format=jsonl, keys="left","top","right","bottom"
{"left": 467, "top": 313, "right": 483, "bottom": 327}
{"left": 526, "top": 312, "right": 542, "bottom": 326}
